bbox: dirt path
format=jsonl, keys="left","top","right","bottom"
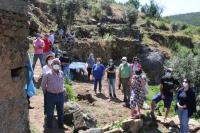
{"left": 72, "top": 78, "right": 130, "bottom": 127}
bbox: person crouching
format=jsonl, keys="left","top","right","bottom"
{"left": 41, "top": 58, "right": 67, "bottom": 130}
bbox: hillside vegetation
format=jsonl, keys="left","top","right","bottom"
{"left": 29, "top": 0, "right": 200, "bottom": 118}
{"left": 167, "top": 12, "right": 200, "bottom": 26}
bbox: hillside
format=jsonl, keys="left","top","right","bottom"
{"left": 167, "top": 12, "right": 200, "bottom": 26}
{"left": 28, "top": 1, "right": 200, "bottom": 132}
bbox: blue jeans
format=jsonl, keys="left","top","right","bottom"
{"left": 108, "top": 78, "right": 116, "bottom": 95}
{"left": 94, "top": 78, "right": 102, "bottom": 92}
{"left": 177, "top": 109, "right": 189, "bottom": 133}
{"left": 32, "top": 54, "right": 44, "bottom": 70}
{"left": 45, "top": 92, "right": 64, "bottom": 128}
{"left": 152, "top": 92, "right": 173, "bottom": 108}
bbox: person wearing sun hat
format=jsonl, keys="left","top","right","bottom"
{"left": 118, "top": 57, "right": 132, "bottom": 107}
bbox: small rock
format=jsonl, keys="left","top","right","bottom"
{"left": 79, "top": 128, "right": 103, "bottom": 133}
{"left": 102, "top": 125, "right": 112, "bottom": 132}
{"left": 105, "top": 128, "right": 124, "bottom": 133}
{"left": 77, "top": 92, "right": 96, "bottom": 103}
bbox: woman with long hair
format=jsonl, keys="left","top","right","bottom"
{"left": 176, "top": 78, "right": 196, "bottom": 133}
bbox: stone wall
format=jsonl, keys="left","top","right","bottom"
{"left": 0, "top": 0, "right": 29, "bottom": 133}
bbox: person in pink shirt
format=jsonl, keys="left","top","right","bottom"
{"left": 131, "top": 57, "right": 142, "bottom": 75}
{"left": 32, "top": 34, "right": 45, "bottom": 70}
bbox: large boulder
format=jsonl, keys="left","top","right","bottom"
{"left": 64, "top": 102, "right": 81, "bottom": 125}
{"left": 138, "top": 45, "right": 165, "bottom": 84}
{"left": 74, "top": 109, "right": 97, "bottom": 132}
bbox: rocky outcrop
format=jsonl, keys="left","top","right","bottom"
{"left": 75, "top": 24, "right": 141, "bottom": 40}
{"left": 122, "top": 119, "right": 143, "bottom": 133}
{"left": 64, "top": 102, "right": 81, "bottom": 125}
{"left": 0, "top": 0, "right": 29, "bottom": 133}
{"left": 74, "top": 109, "right": 97, "bottom": 132}
{"left": 64, "top": 102, "right": 97, "bottom": 132}
{"left": 64, "top": 38, "right": 140, "bottom": 64}
{"left": 149, "top": 32, "right": 194, "bottom": 48}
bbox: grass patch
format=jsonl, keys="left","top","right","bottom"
{"left": 142, "top": 34, "right": 154, "bottom": 45}
{"left": 64, "top": 79, "right": 78, "bottom": 102}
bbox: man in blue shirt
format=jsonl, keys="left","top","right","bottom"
{"left": 92, "top": 58, "right": 105, "bottom": 93}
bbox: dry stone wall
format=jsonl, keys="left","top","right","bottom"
{"left": 0, "top": 0, "right": 29, "bottom": 133}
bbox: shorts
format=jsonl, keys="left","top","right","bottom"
{"left": 152, "top": 92, "right": 173, "bottom": 108}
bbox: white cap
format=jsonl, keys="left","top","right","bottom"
{"left": 121, "top": 57, "right": 127, "bottom": 61}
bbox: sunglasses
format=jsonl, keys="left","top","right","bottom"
{"left": 183, "top": 81, "right": 188, "bottom": 83}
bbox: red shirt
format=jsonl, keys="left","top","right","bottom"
{"left": 43, "top": 38, "right": 52, "bottom": 53}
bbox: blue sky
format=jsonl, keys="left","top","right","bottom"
{"left": 115, "top": 0, "right": 200, "bottom": 16}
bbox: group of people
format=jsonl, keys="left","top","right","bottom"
{"left": 58, "top": 27, "right": 76, "bottom": 48}
{"left": 28, "top": 30, "right": 197, "bottom": 132}
{"left": 86, "top": 54, "right": 196, "bottom": 133}
{"left": 32, "top": 31, "right": 55, "bottom": 71}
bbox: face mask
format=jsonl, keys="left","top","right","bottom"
{"left": 122, "top": 61, "right": 126, "bottom": 64}
{"left": 48, "top": 60, "right": 53, "bottom": 65}
{"left": 183, "top": 82, "right": 188, "bottom": 88}
{"left": 53, "top": 64, "right": 60, "bottom": 70}
{"left": 97, "top": 61, "right": 100, "bottom": 65}
{"left": 165, "top": 72, "right": 172, "bottom": 78}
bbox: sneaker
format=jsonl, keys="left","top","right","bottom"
{"left": 113, "top": 94, "right": 117, "bottom": 98}
{"left": 122, "top": 103, "right": 130, "bottom": 108}
{"left": 109, "top": 93, "right": 112, "bottom": 98}
{"left": 58, "top": 125, "right": 68, "bottom": 130}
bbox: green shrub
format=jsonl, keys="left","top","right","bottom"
{"left": 126, "top": 0, "right": 140, "bottom": 9}
{"left": 91, "top": 4, "right": 103, "bottom": 20}
{"left": 103, "top": 33, "right": 114, "bottom": 41}
{"left": 99, "top": 0, "right": 114, "bottom": 9}
{"left": 111, "top": 119, "right": 123, "bottom": 129}
{"left": 158, "top": 21, "right": 169, "bottom": 31}
{"left": 64, "top": 79, "right": 77, "bottom": 101}
{"left": 183, "top": 25, "right": 200, "bottom": 36}
{"left": 141, "top": 0, "right": 163, "bottom": 19}
{"left": 124, "top": 5, "right": 138, "bottom": 28}
{"left": 171, "top": 22, "right": 188, "bottom": 32}
{"left": 166, "top": 44, "right": 200, "bottom": 118}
